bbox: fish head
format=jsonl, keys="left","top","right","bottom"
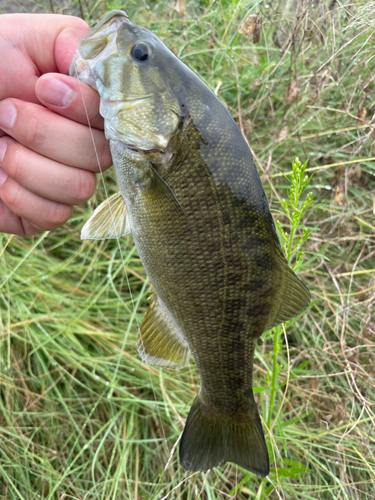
{"left": 70, "top": 10, "right": 184, "bottom": 153}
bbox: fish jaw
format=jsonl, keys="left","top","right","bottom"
{"left": 69, "top": 11, "right": 129, "bottom": 90}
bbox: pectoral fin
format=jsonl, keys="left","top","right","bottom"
{"left": 138, "top": 296, "right": 190, "bottom": 370}
{"left": 264, "top": 263, "right": 310, "bottom": 331}
{"left": 81, "top": 192, "right": 131, "bottom": 240}
{"left": 147, "top": 164, "right": 186, "bottom": 216}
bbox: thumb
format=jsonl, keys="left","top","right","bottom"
{"left": 54, "top": 16, "right": 91, "bottom": 74}
{"left": 13, "top": 13, "right": 90, "bottom": 75}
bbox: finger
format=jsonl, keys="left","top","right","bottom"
{"left": 0, "top": 137, "right": 97, "bottom": 205}
{"left": 54, "top": 16, "right": 91, "bottom": 74}
{"left": 35, "top": 74, "right": 104, "bottom": 129}
{"left": 0, "top": 14, "right": 89, "bottom": 102}
{"left": 0, "top": 98, "right": 112, "bottom": 172}
{"left": 0, "top": 199, "right": 41, "bottom": 237}
{"left": 8, "top": 14, "right": 90, "bottom": 75}
{"left": 0, "top": 175, "right": 72, "bottom": 232}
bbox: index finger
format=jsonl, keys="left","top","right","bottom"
{"left": 0, "top": 98, "right": 111, "bottom": 172}
{"left": 35, "top": 74, "right": 104, "bottom": 130}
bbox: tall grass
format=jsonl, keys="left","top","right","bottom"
{"left": 1, "top": 0, "right": 375, "bottom": 498}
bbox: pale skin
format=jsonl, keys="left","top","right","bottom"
{"left": 0, "top": 13, "right": 112, "bottom": 237}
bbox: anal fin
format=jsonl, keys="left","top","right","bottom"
{"left": 138, "top": 296, "right": 190, "bottom": 370}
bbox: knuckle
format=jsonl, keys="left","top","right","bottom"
{"left": 97, "top": 139, "right": 112, "bottom": 169}
{"left": 20, "top": 221, "right": 41, "bottom": 238}
{"left": 72, "top": 169, "right": 96, "bottom": 203}
{"left": 2, "top": 180, "right": 24, "bottom": 211}
{"left": 23, "top": 112, "right": 44, "bottom": 148}
{"left": 84, "top": 92, "right": 101, "bottom": 123}
{"left": 5, "top": 144, "right": 24, "bottom": 181}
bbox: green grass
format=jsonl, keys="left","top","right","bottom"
{"left": 1, "top": 0, "right": 375, "bottom": 498}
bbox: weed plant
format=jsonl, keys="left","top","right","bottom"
{"left": 0, "top": 0, "right": 375, "bottom": 499}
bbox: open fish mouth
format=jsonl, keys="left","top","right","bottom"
{"left": 69, "top": 11, "right": 130, "bottom": 86}
{"left": 69, "top": 9, "right": 182, "bottom": 155}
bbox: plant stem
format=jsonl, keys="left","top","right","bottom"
{"left": 267, "top": 325, "right": 281, "bottom": 429}
{"left": 287, "top": 226, "right": 296, "bottom": 264}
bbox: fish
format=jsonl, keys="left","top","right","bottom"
{"left": 69, "top": 10, "right": 310, "bottom": 477}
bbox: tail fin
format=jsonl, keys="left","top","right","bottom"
{"left": 179, "top": 394, "right": 269, "bottom": 477}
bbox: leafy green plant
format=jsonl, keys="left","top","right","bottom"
{"left": 258, "top": 159, "right": 314, "bottom": 498}
{"left": 277, "top": 158, "right": 314, "bottom": 270}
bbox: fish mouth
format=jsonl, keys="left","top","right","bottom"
{"left": 83, "top": 10, "right": 130, "bottom": 41}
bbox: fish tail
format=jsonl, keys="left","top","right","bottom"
{"left": 179, "top": 393, "right": 269, "bottom": 477}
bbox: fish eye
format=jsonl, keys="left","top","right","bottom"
{"left": 131, "top": 43, "right": 150, "bottom": 61}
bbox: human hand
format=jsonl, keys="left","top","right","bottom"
{"left": 0, "top": 14, "right": 112, "bottom": 237}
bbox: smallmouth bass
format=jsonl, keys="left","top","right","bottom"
{"left": 70, "top": 10, "right": 310, "bottom": 477}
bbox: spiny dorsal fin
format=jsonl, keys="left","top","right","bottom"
{"left": 265, "top": 262, "right": 310, "bottom": 331}
{"left": 138, "top": 296, "right": 190, "bottom": 370}
{"left": 81, "top": 192, "right": 131, "bottom": 240}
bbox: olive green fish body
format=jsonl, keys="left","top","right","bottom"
{"left": 71, "top": 10, "right": 310, "bottom": 476}
{"left": 112, "top": 119, "right": 281, "bottom": 402}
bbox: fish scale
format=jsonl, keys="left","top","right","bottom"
{"left": 71, "top": 9, "right": 310, "bottom": 476}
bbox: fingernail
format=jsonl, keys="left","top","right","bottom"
{"left": 38, "top": 77, "right": 73, "bottom": 107}
{"left": 0, "top": 139, "right": 7, "bottom": 164}
{"left": 0, "top": 101, "right": 17, "bottom": 132}
{"left": 0, "top": 168, "right": 7, "bottom": 187}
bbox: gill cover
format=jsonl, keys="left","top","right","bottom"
{"left": 69, "top": 10, "right": 183, "bottom": 152}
